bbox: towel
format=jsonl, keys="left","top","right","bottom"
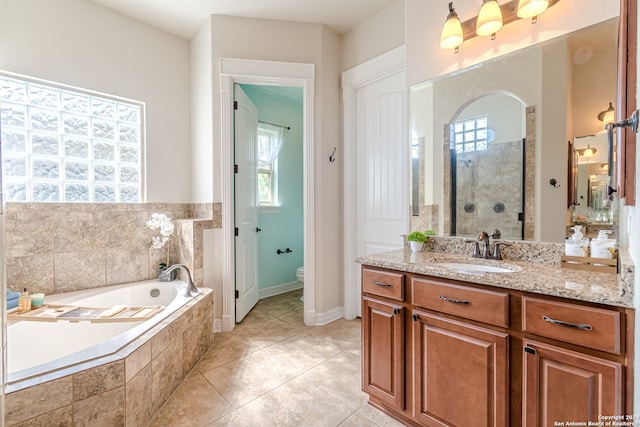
{"left": 7, "top": 299, "right": 18, "bottom": 310}
{"left": 7, "top": 290, "right": 20, "bottom": 301}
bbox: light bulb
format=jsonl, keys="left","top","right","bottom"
{"left": 517, "top": 0, "right": 549, "bottom": 19}
{"left": 476, "top": 0, "right": 503, "bottom": 37}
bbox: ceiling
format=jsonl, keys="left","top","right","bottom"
{"left": 90, "top": 0, "right": 399, "bottom": 40}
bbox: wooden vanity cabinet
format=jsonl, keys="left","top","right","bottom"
{"left": 362, "top": 296, "right": 405, "bottom": 410}
{"left": 522, "top": 339, "right": 623, "bottom": 426}
{"left": 361, "top": 268, "right": 407, "bottom": 411}
{"left": 361, "top": 265, "right": 633, "bottom": 427}
{"left": 412, "top": 310, "right": 509, "bottom": 426}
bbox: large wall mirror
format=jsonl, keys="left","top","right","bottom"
{"left": 410, "top": 18, "right": 618, "bottom": 242}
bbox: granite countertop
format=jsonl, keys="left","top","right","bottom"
{"left": 356, "top": 249, "right": 633, "bottom": 308}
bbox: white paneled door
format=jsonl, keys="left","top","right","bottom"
{"left": 234, "top": 85, "right": 259, "bottom": 322}
{"left": 355, "top": 70, "right": 408, "bottom": 316}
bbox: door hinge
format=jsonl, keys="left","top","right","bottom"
{"left": 234, "top": 227, "right": 239, "bottom": 237}
{"left": 235, "top": 290, "right": 239, "bottom": 299}
{"left": 234, "top": 164, "right": 238, "bottom": 174}
{"left": 233, "top": 101, "right": 238, "bottom": 110}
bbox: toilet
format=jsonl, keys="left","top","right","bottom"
{"left": 296, "top": 266, "right": 304, "bottom": 301}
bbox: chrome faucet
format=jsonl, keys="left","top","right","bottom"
{"left": 477, "top": 231, "right": 490, "bottom": 258}
{"left": 163, "top": 264, "right": 200, "bottom": 297}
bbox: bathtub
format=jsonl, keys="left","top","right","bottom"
{"left": 5, "top": 278, "right": 213, "bottom": 426}
{"left": 7, "top": 279, "right": 193, "bottom": 382}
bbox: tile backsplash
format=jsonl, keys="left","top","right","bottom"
{"left": 4, "top": 202, "right": 221, "bottom": 295}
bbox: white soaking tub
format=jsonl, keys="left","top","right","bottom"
{"left": 7, "top": 279, "right": 193, "bottom": 382}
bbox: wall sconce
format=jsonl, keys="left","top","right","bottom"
{"left": 440, "top": 0, "right": 560, "bottom": 52}
{"left": 576, "top": 144, "right": 597, "bottom": 157}
{"left": 598, "top": 102, "right": 615, "bottom": 126}
{"left": 601, "top": 162, "right": 608, "bottom": 171}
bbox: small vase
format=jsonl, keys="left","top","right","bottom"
{"left": 409, "top": 241, "right": 423, "bottom": 252}
{"left": 158, "top": 266, "right": 176, "bottom": 282}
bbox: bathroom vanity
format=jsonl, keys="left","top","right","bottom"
{"left": 358, "top": 249, "right": 634, "bottom": 427}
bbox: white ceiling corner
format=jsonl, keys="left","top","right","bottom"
{"left": 90, "top": 0, "right": 400, "bottom": 40}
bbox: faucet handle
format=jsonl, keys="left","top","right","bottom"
{"left": 492, "top": 241, "right": 512, "bottom": 260}
{"left": 477, "top": 231, "right": 489, "bottom": 240}
{"left": 491, "top": 229, "right": 501, "bottom": 239}
{"left": 463, "top": 239, "right": 480, "bottom": 258}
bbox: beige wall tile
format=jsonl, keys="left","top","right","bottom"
{"left": 5, "top": 212, "right": 53, "bottom": 257}
{"left": 151, "top": 340, "right": 184, "bottom": 414}
{"left": 125, "top": 341, "right": 151, "bottom": 382}
{"left": 54, "top": 251, "right": 106, "bottom": 293}
{"left": 5, "top": 255, "right": 54, "bottom": 294}
{"left": 106, "top": 247, "right": 149, "bottom": 285}
{"left": 105, "top": 211, "right": 149, "bottom": 248}
{"left": 73, "top": 386, "right": 125, "bottom": 427}
{"left": 53, "top": 211, "right": 107, "bottom": 253}
{"left": 12, "top": 405, "right": 73, "bottom": 427}
{"left": 73, "top": 360, "right": 125, "bottom": 402}
{"left": 125, "top": 365, "right": 153, "bottom": 427}
{"left": 5, "top": 377, "right": 72, "bottom": 425}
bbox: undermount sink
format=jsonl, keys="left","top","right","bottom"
{"left": 433, "top": 262, "right": 520, "bottom": 274}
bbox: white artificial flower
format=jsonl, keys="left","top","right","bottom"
{"left": 146, "top": 213, "right": 174, "bottom": 249}
{"left": 160, "top": 221, "right": 174, "bottom": 237}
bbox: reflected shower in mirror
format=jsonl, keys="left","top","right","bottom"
{"left": 450, "top": 94, "right": 526, "bottom": 240}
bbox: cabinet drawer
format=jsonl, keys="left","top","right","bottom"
{"left": 522, "top": 296, "right": 621, "bottom": 355}
{"left": 362, "top": 268, "right": 405, "bottom": 301}
{"left": 411, "top": 277, "right": 509, "bottom": 328}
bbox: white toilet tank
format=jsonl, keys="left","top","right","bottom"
{"left": 296, "top": 266, "right": 304, "bottom": 283}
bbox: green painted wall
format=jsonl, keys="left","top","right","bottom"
{"left": 240, "top": 84, "right": 304, "bottom": 291}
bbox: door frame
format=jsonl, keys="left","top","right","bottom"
{"left": 220, "top": 58, "right": 315, "bottom": 331}
{"left": 342, "top": 46, "right": 407, "bottom": 320}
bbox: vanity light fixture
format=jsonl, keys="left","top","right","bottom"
{"left": 576, "top": 144, "right": 597, "bottom": 158}
{"left": 598, "top": 102, "right": 615, "bottom": 125}
{"left": 476, "top": 0, "right": 503, "bottom": 38}
{"left": 440, "top": 2, "right": 464, "bottom": 52}
{"left": 440, "top": 0, "right": 559, "bottom": 52}
{"left": 516, "top": 0, "right": 549, "bottom": 21}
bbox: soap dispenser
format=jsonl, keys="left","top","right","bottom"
{"left": 565, "top": 225, "right": 589, "bottom": 257}
{"left": 590, "top": 230, "right": 616, "bottom": 259}
{"left": 18, "top": 288, "right": 31, "bottom": 314}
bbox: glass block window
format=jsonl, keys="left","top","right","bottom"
{"left": 0, "top": 74, "right": 144, "bottom": 202}
{"left": 454, "top": 116, "right": 488, "bottom": 154}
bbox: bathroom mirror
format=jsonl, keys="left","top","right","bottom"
{"left": 410, "top": 19, "right": 618, "bottom": 242}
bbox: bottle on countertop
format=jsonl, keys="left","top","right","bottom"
{"left": 590, "top": 230, "right": 616, "bottom": 259}
{"left": 565, "top": 225, "right": 589, "bottom": 257}
{"left": 18, "top": 288, "right": 31, "bottom": 313}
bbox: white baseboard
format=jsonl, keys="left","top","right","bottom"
{"left": 259, "top": 281, "right": 303, "bottom": 299}
{"left": 314, "top": 305, "right": 345, "bottom": 325}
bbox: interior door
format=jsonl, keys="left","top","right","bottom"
{"left": 234, "top": 85, "right": 259, "bottom": 322}
{"left": 356, "top": 71, "right": 408, "bottom": 316}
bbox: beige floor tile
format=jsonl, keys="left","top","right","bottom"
{"left": 196, "top": 335, "right": 262, "bottom": 374}
{"left": 149, "top": 373, "right": 233, "bottom": 427}
{"left": 235, "top": 374, "right": 355, "bottom": 427}
{"left": 150, "top": 290, "right": 382, "bottom": 427}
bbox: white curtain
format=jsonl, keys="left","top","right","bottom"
{"left": 257, "top": 122, "right": 288, "bottom": 168}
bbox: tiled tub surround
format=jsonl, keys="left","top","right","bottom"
{"left": 5, "top": 287, "right": 213, "bottom": 426}
{"left": 4, "top": 202, "right": 221, "bottom": 295}
{"left": 361, "top": 237, "right": 635, "bottom": 308}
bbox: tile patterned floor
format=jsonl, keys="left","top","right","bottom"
{"left": 149, "top": 289, "right": 404, "bottom": 426}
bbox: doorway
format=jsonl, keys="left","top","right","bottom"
{"left": 234, "top": 84, "right": 305, "bottom": 322}
{"left": 220, "top": 58, "right": 315, "bottom": 331}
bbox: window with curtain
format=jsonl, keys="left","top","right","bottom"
{"left": 257, "top": 122, "right": 287, "bottom": 206}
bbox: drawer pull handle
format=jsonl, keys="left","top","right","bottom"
{"left": 371, "top": 280, "right": 393, "bottom": 288}
{"left": 439, "top": 295, "right": 470, "bottom": 305}
{"left": 393, "top": 308, "right": 400, "bottom": 315}
{"left": 542, "top": 316, "right": 593, "bottom": 331}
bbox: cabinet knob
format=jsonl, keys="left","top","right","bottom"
{"left": 412, "top": 313, "right": 419, "bottom": 322}
{"left": 393, "top": 307, "right": 400, "bottom": 315}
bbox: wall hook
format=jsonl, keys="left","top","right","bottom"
{"left": 329, "top": 147, "right": 336, "bottom": 162}
{"left": 549, "top": 178, "right": 560, "bottom": 188}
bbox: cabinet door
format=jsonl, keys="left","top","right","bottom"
{"left": 362, "top": 297, "right": 405, "bottom": 410}
{"left": 412, "top": 311, "right": 509, "bottom": 427}
{"left": 522, "top": 339, "right": 622, "bottom": 426}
